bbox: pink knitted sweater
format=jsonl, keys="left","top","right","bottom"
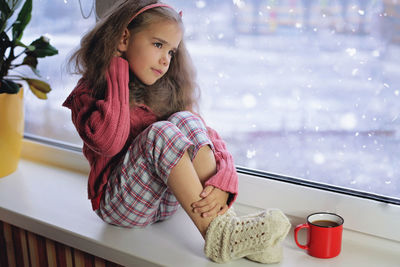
{"left": 63, "top": 57, "right": 238, "bottom": 210}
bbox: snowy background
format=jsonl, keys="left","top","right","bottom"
{"left": 20, "top": 0, "right": 400, "bottom": 199}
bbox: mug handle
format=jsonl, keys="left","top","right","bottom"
{"left": 294, "top": 223, "right": 309, "bottom": 250}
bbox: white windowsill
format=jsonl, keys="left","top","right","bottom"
{"left": 0, "top": 139, "right": 399, "bottom": 266}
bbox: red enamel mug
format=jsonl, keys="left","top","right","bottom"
{"left": 294, "top": 212, "right": 344, "bottom": 258}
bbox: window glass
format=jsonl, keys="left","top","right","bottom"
{"left": 23, "top": 0, "right": 400, "bottom": 200}
{"left": 23, "top": 0, "right": 94, "bottom": 146}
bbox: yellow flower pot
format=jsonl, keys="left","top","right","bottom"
{"left": 0, "top": 89, "right": 24, "bottom": 177}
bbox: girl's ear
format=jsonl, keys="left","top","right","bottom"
{"left": 117, "top": 28, "right": 130, "bottom": 53}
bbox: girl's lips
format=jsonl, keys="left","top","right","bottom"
{"left": 151, "top": 68, "right": 163, "bottom": 76}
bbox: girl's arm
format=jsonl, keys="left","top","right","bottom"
{"left": 204, "top": 126, "right": 238, "bottom": 206}
{"left": 63, "top": 57, "right": 131, "bottom": 157}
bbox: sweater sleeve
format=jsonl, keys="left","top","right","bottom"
{"left": 205, "top": 126, "right": 238, "bottom": 206}
{"left": 62, "top": 57, "right": 131, "bottom": 157}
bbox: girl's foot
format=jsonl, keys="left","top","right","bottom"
{"left": 246, "top": 244, "right": 284, "bottom": 264}
{"left": 243, "top": 209, "right": 291, "bottom": 263}
{"left": 204, "top": 208, "right": 291, "bottom": 263}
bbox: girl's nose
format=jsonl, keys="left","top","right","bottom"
{"left": 160, "top": 54, "right": 170, "bottom": 66}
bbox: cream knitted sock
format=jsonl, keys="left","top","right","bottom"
{"left": 204, "top": 208, "right": 291, "bottom": 263}
{"left": 245, "top": 209, "right": 291, "bottom": 264}
{"left": 246, "top": 244, "right": 283, "bottom": 264}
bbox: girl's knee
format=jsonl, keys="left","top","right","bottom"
{"left": 168, "top": 111, "right": 203, "bottom": 127}
{"left": 168, "top": 111, "right": 209, "bottom": 136}
{"left": 146, "top": 121, "right": 178, "bottom": 142}
{"left": 144, "top": 121, "right": 193, "bottom": 175}
{"left": 196, "top": 144, "right": 214, "bottom": 155}
{"left": 145, "top": 121, "right": 191, "bottom": 151}
{"left": 168, "top": 111, "right": 196, "bottom": 121}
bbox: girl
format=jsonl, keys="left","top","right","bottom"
{"left": 63, "top": 0, "right": 290, "bottom": 263}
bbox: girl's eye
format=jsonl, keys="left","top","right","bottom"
{"left": 154, "top": 42, "right": 162, "bottom": 49}
{"left": 168, "top": 50, "right": 175, "bottom": 57}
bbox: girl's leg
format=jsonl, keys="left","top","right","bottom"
{"left": 97, "top": 121, "right": 192, "bottom": 228}
{"left": 167, "top": 112, "right": 216, "bottom": 185}
{"left": 98, "top": 118, "right": 215, "bottom": 231}
{"left": 97, "top": 115, "right": 290, "bottom": 263}
{"left": 167, "top": 112, "right": 291, "bottom": 263}
{"left": 192, "top": 146, "right": 216, "bottom": 186}
{"left": 167, "top": 150, "right": 216, "bottom": 238}
{"left": 164, "top": 112, "right": 219, "bottom": 237}
{"left": 168, "top": 152, "right": 291, "bottom": 263}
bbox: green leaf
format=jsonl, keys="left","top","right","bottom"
{"left": 0, "top": 31, "right": 12, "bottom": 54}
{"left": 24, "top": 78, "right": 50, "bottom": 92}
{"left": 26, "top": 36, "right": 58, "bottom": 58}
{"left": 0, "top": 0, "right": 11, "bottom": 17}
{"left": 15, "top": 40, "right": 33, "bottom": 50}
{"left": 0, "top": 0, "right": 11, "bottom": 32}
{"left": 0, "top": 79, "right": 20, "bottom": 94}
{"left": 28, "top": 84, "right": 47, "bottom": 99}
{"left": 0, "top": 0, "right": 23, "bottom": 20}
{"left": 12, "top": 0, "right": 32, "bottom": 42}
{"left": 22, "top": 54, "right": 37, "bottom": 68}
{"left": 24, "top": 78, "right": 51, "bottom": 99}
{"left": 21, "top": 54, "right": 39, "bottom": 75}
{"left": 9, "top": 0, "right": 24, "bottom": 9}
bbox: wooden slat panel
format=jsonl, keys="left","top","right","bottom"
{"left": 0, "top": 221, "right": 122, "bottom": 267}
{"left": 3, "top": 222, "right": 16, "bottom": 267}
{"left": 11, "top": 224, "right": 25, "bottom": 267}
{"left": 73, "top": 248, "right": 86, "bottom": 267}
{"left": 45, "top": 238, "right": 57, "bottom": 266}
{"left": 105, "top": 261, "right": 123, "bottom": 267}
{"left": 19, "top": 228, "right": 30, "bottom": 267}
{"left": 27, "top": 231, "right": 40, "bottom": 267}
{"left": 84, "top": 251, "right": 95, "bottom": 267}
{"left": 35, "top": 234, "right": 49, "bottom": 266}
{"left": 55, "top": 241, "right": 67, "bottom": 267}
{"left": 65, "top": 246, "right": 74, "bottom": 267}
{"left": 0, "top": 221, "right": 9, "bottom": 267}
{"left": 94, "top": 257, "right": 106, "bottom": 267}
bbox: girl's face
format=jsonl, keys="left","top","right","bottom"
{"left": 119, "top": 20, "right": 182, "bottom": 85}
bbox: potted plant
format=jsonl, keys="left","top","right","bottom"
{"left": 0, "top": 0, "right": 58, "bottom": 177}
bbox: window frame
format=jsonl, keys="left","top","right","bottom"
{"left": 237, "top": 166, "right": 400, "bottom": 206}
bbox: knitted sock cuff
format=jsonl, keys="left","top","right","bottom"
{"left": 204, "top": 210, "right": 234, "bottom": 262}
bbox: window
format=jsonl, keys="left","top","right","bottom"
{"left": 23, "top": 0, "right": 400, "bottom": 203}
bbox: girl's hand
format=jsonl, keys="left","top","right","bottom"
{"left": 191, "top": 186, "right": 229, "bottom": 218}
{"left": 114, "top": 49, "right": 123, "bottom": 57}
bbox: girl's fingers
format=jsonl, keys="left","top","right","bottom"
{"left": 192, "top": 189, "right": 215, "bottom": 208}
{"left": 114, "top": 48, "right": 123, "bottom": 57}
{"left": 192, "top": 196, "right": 211, "bottom": 208}
{"left": 201, "top": 203, "right": 221, "bottom": 218}
{"left": 193, "top": 201, "right": 216, "bottom": 214}
{"left": 217, "top": 204, "right": 229, "bottom": 215}
{"left": 200, "top": 185, "right": 214, "bottom": 198}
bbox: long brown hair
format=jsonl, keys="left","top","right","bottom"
{"left": 69, "top": 0, "right": 199, "bottom": 118}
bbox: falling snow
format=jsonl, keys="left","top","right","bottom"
{"left": 196, "top": 1, "right": 206, "bottom": 9}
{"left": 246, "top": 149, "right": 257, "bottom": 159}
